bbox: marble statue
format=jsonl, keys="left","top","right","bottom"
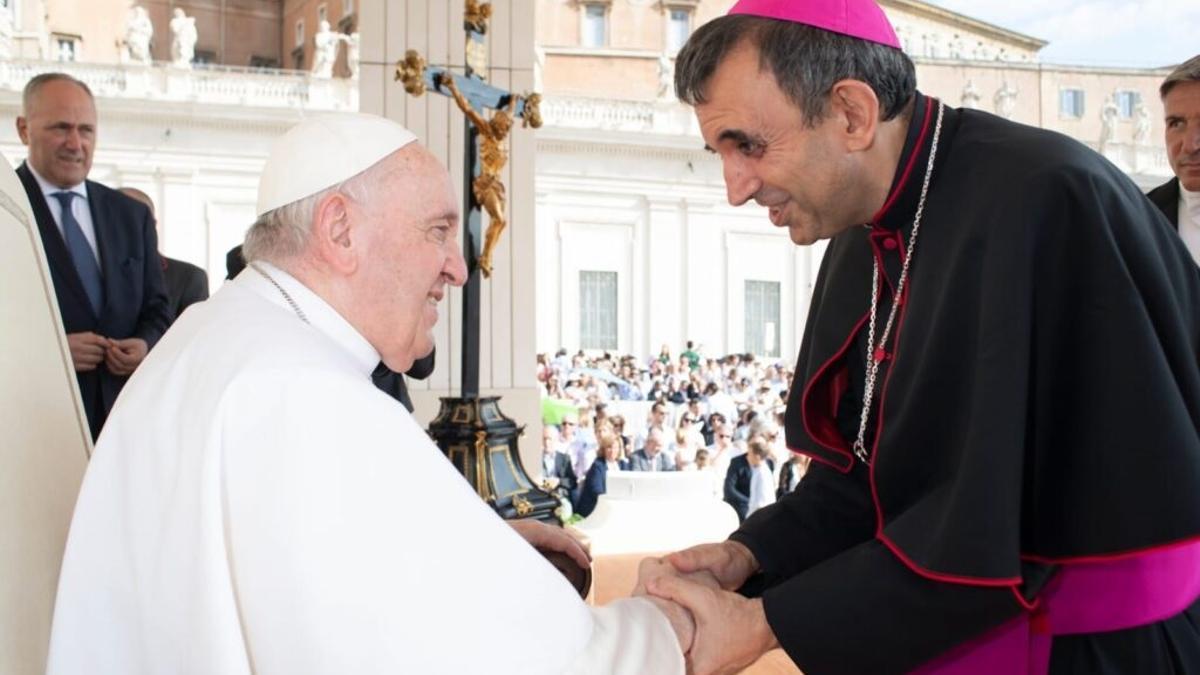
{"left": 343, "top": 32, "right": 360, "bottom": 79}
{"left": 170, "top": 8, "right": 197, "bottom": 69}
{"left": 657, "top": 53, "right": 674, "bottom": 100}
{"left": 961, "top": 79, "right": 981, "bottom": 110}
{"left": 1133, "top": 101, "right": 1151, "bottom": 145}
{"left": 948, "top": 34, "right": 965, "bottom": 60}
{"left": 124, "top": 6, "right": 153, "bottom": 65}
{"left": 994, "top": 80, "right": 1018, "bottom": 119}
{"left": 311, "top": 20, "right": 338, "bottom": 78}
{"left": 1100, "top": 95, "right": 1120, "bottom": 148}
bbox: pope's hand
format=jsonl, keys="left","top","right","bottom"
{"left": 632, "top": 555, "right": 720, "bottom": 597}
{"left": 647, "top": 575, "right": 779, "bottom": 675}
{"left": 664, "top": 540, "right": 759, "bottom": 591}
{"left": 508, "top": 519, "right": 591, "bottom": 570}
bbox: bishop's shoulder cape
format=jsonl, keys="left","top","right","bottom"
{"left": 784, "top": 92, "right": 1200, "bottom": 584}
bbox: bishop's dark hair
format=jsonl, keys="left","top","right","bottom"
{"left": 674, "top": 15, "right": 916, "bottom": 127}
{"left": 1161, "top": 55, "right": 1200, "bottom": 98}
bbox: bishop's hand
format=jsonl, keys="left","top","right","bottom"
{"left": 664, "top": 540, "right": 759, "bottom": 591}
{"left": 647, "top": 575, "right": 779, "bottom": 675}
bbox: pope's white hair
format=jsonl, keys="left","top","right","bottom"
{"left": 242, "top": 160, "right": 384, "bottom": 265}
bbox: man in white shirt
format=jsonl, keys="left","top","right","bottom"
{"left": 1148, "top": 55, "right": 1200, "bottom": 258}
{"left": 47, "top": 113, "right": 699, "bottom": 674}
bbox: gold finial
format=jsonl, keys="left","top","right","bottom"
{"left": 521, "top": 93, "right": 543, "bottom": 129}
{"left": 465, "top": 0, "right": 492, "bottom": 34}
{"left": 395, "top": 49, "right": 427, "bottom": 96}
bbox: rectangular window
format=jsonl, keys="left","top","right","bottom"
{"left": 667, "top": 9, "right": 691, "bottom": 52}
{"left": 582, "top": 4, "right": 606, "bottom": 48}
{"left": 295, "top": 19, "right": 305, "bottom": 48}
{"left": 318, "top": 4, "right": 328, "bottom": 23}
{"left": 1059, "top": 88, "right": 1085, "bottom": 119}
{"left": 343, "top": 0, "right": 355, "bottom": 15}
{"left": 1115, "top": 90, "right": 1140, "bottom": 119}
{"left": 580, "top": 271, "right": 618, "bottom": 351}
{"left": 744, "top": 280, "right": 781, "bottom": 358}
{"left": 54, "top": 36, "right": 79, "bottom": 62}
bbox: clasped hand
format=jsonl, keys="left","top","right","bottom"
{"left": 633, "top": 541, "right": 779, "bottom": 675}
{"left": 67, "top": 332, "right": 148, "bottom": 376}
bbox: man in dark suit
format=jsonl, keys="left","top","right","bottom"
{"left": 118, "top": 187, "right": 209, "bottom": 320}
{"left": 1147, "top": 55, "right": 1199, "bottom": 247}
{"left": 540, "top": 426, "right": 578, "bottom": 503}
{"left": 628, "top": 428, "right": 675, "bottom": 472}
{"left": 723, "top": 441, "right": 774, "bottom": 522}
{"left": 16, "top": 73, "right": 171, "bottom": 440}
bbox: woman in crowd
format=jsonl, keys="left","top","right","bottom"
{"left": 575, "top": 432, "right": 628, "bottom": 518}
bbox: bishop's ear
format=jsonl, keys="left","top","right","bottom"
{"left": 312, "top": 192, "right": 357, "bottom": 274}
{"left": 828, "top": 80, "right": 880, "bottom": 153}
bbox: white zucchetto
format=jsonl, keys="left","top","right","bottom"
{"left": 257, "top": 113, "right": 418, "bottom": 217}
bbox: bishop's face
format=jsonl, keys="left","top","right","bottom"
{"left": 358, "top": 147, "right": 467, "bottom": 372}
{"left": 694, "top": 42, "right": 863, "bottom": 245}
{"left": 1164, "top": 81, "right": 1200, "bottom": 193}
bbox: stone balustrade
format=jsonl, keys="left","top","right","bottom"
{"left": 0, "top": 59, "right": 356, "bottom": 111}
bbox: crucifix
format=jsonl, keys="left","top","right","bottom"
{"left": 395, "top": 1, "right": 559, "bottom": 525}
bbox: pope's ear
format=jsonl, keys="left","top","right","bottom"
{"left": 312, "top": 192, "right": 357, "bottom": 274}
{"left": 828, "top": 80, "right": 880, "bottom": 153}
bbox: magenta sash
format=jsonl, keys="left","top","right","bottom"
{"left": 912, "top": 540, "right": 1200, "bottom": 675}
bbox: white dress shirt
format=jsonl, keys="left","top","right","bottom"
{"left": 1180, "top": 187, "right": 1200, "bottom": 264}
{"left": 27, "top": 163, "right": 100, "bottom": 266}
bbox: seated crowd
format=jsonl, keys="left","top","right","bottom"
{"left": 537, "top": 343, "right": 810, "bottom": 520}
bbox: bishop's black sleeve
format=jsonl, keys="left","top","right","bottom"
{"left": 730, "top": 462, "right": 1024, "bottom": 674}
{"left": 730, "top": 461, "right": 877, "bottom": 583}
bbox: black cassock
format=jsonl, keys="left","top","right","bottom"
{"left": 733, "top": 92, "right": 1200, "bottom": 674}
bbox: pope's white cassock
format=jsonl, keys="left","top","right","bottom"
{"left": 46, "top": 260, "right": 684, "bottom": 674}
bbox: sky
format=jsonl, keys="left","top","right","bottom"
{"left": 926, "top": 0, "right": 1199, "bottom": 68}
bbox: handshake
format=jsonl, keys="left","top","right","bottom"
{"left": 633, "top": 541, "right": 780, "bottom": 675}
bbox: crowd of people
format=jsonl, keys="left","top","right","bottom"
{"left": 537, "top": 343, "right": 809, "bottom": 520}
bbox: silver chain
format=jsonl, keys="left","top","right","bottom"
{"left": 249, "top": 262, "right": 310, "bottom": 325}
{"left": 852, "top": 102, "right": 945, "bottom": 464}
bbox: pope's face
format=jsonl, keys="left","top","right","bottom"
{"left": 1164, "top": 81, "right": 1200, "bottom": 192}
{"left": 17, "top": 79, "right": 96, "bottom": 189}
{"left": 356, "top": 147, "right": 467, "bottom": 372}
{"left": 694, "top": 42, "right": 861, "bottom": 245}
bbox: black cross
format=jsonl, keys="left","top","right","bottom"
{"left": 395, "top": 8, "right": 539, "bottom": 399}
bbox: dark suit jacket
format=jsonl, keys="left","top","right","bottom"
{"left": 575, "top": 459, "right": 629, "bottom": 518}
{"left": 542, "top": 451, "right": 578, "bottom": 503}
{"left": 18, "top": 163, "right": 172, "bottom": 439}
{"left": 162, "top": 256, "right": 209, "bottom": 320}
{"left": 1147, "top": 177, "right": 1180, "bottom": 228}
{"left": 372, "top": 350, "right": 436, "bottom": 412}
{"left": 723, "top": 454, "right": 775, "bottom": 522}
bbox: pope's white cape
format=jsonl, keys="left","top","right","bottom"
{"left": 46, "top": 263, "right": 683, "bottom": 675}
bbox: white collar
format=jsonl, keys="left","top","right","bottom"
{"left": 235, "top": 261, "right": 381, "bottom": 378}
{"left": 27, "top": 163, "right": 88, "bottom": 201}
{"left": 1182, "top": 186, "right": 1200, "bottom": 222}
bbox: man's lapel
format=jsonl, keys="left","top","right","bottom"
{"left": 86, "top": 181, "right": 120, "bottom": 316}
{"left": 16, "top": 163, "right": 93, "bottom": 312}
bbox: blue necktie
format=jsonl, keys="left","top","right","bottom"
{"left": 52, "top": 191, "right": 104, "bottom": 316}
